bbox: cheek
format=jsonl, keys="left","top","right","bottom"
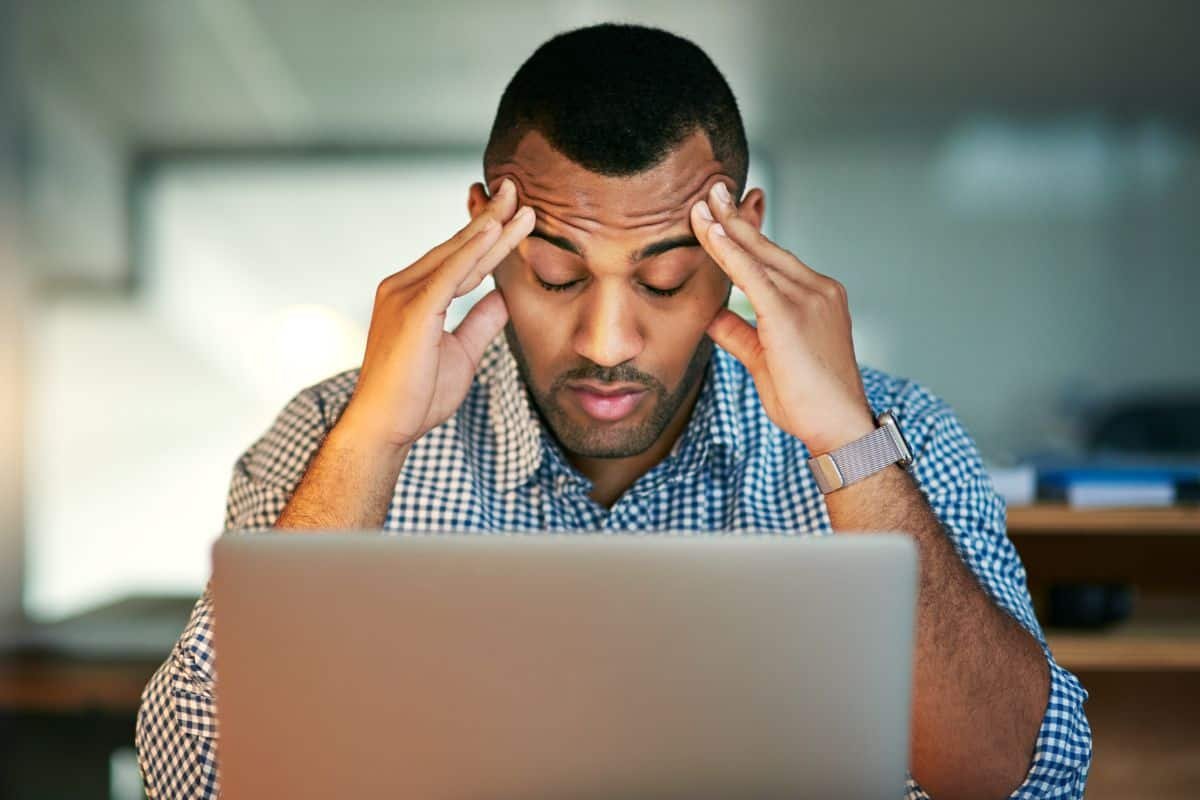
{"left": 658, "top": 266, "right": 728, "bottom": 330}
{"left": 654, "top": 274, "right": 726, "bottom": 370}
{"left": 493, "top": 257, "right": 539, "bottom": 321}
{"left": 493, "top": 257, "right": 569, "bottom": 364}
{"left": 492, "top": 255, "right": 519, "bottom": 294}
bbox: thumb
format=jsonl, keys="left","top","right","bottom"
{"left": 451, "top": 288, "right": 510, "bottom": 367}
{"left": 707, "top": 308, "right": 764, "bottom": 373}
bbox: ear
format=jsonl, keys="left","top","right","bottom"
{"left": 737, "top": 187, "right": 766, "bottom": 232}
{"left": 466, "top": 182, "right": 491, "bottom": 220}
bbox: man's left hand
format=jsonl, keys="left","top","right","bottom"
{"left": 690, "top": 181, "right": 875, "bottom": 455}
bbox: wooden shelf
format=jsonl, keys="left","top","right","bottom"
{"left": 1049, "top": 619, "right": 1200, "bottom": 671}
{"left": 1008, "top": 511, "right": 1200, "bottom": 672}
{"left": 1008, "top": 504, "right": 1200, "bottom": 536}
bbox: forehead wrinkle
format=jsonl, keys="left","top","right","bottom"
{"left": 532, "top": 205, "right": 685, "bottom": 243}
{"left": 519, "top": 178, "right": 714, "bottom": 234}
{"left": 488, "top": 170, "right": 595, "bottom": 230}
{"left": 489, "top": 139, "right": 734, "bottom": 238}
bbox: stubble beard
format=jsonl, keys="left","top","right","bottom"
{"left": 503, "top": 322, "right": 713, "bottom": 459}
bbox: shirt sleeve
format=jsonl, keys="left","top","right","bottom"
{"left": 135, "top": 386, "right": 336, "bottom": 798}
{"left": 885, "top": 384, "right": 1093, "bottom": 799}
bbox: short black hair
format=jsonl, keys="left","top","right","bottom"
{"left": 484, "top": 23, "right": 749, "bottom": 195}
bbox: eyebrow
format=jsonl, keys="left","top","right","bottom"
{"left": 528, "top": 227, "right": 700, "bottom": 262}
{"left": 528, "top": 229, "right": 580, "bottom": 255}
{"left": 635, "top": 234, "right": 701, "bottom": 261}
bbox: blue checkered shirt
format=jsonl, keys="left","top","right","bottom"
{"left": 136, "top": 333, "right": 1091, "bottom": 798}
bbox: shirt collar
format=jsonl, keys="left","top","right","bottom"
{"left": 461, "top": 334, "right": 747, "bottom": 496}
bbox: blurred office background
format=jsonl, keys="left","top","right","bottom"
{"left": 1, "top": 1, "right": 1198, "bottom": 798}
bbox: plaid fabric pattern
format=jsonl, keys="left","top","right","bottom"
{"left": 135, "top": 333, "right": 1091, "bottom": 798}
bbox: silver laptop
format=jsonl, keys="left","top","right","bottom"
{"left": 211, "top": 532, "right": 916, "bottom": 799}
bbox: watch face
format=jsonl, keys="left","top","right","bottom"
{"left": 882, "top": 410, "right": 914, "bottom": 467}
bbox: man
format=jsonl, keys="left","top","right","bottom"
{"left": 136, "top": 23, "right": 1091, "bottom": 799}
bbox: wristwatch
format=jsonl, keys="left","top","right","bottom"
{"left": 808, "top": 410, "right": 914, "bottom": 494}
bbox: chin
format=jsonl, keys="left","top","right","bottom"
{"left": 548, "top": 409, "right": 664, "bottom": 460}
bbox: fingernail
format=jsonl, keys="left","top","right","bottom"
{"left": 712, "top": 182, "right": 732, "bottom": 206}
{"left": 499, "top": 178, "right": 514, "bottom": 197}
{"left": 517, "top": 206, "right": 534, "bottom": 222}
{"left": 709, "top": 223, "right": 727, "bottom": 238}
{"left": 695, "top": 200, "right": 713, "bottom": 221}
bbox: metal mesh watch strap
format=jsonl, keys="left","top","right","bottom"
{"left": 808, "top": 411, "right": 912, "bottom": 494}
{"left": 827, "top": 424, "right": 901, "bottom": 486}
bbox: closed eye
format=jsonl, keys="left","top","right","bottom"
{"left": 536, "top": 277, "right": 685, "bottom": 297}
{"left": 536, "top": 277, "right": 582, "bottom": 293}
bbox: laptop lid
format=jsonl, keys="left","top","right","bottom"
{"left": 211, "top": 531, "right": 916, "bottom": 799}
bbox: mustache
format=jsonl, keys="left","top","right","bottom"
{"left": 552, "top": 363, "right": 664, "bottom": 392}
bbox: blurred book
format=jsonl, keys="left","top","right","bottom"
{"left": 1029, "top": 455, "right": 1200, "bottom": 508}
{"left": 1029, "top": 390, "right": 1200, "bottom": 508}
{"left": 1062, "top": 480, "right": 1175, "bottom": 508}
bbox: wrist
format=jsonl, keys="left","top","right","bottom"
{"left": 808, "top": 408, "right": 915, "bottom": 495}
{"left": 805, "top": 408, "right": 876, "bottom": 455}
{"left": 329, "top": 409, "right": 414, "bottom": 464}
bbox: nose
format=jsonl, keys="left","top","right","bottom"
{"left": 571, "top": 280, "right": 644, "bottom": 368}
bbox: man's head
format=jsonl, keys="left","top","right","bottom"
{"left": 468, "top": 23, "right": 765, "bottom": 460}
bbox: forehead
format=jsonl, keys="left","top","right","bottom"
{"left": 488, "top": 130, "right": 731, "bottom": 234}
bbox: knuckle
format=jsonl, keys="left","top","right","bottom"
{"left": 377, "top": 271, "right": 419, "bottom": 305}
{"left": 376, "top": 275, "right": 399, "bottom": 299}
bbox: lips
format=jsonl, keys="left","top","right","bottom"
{"left": 569, "top": 385, "right": 648, "bottom": 422}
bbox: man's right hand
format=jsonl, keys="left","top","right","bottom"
{"left": 337, "top": 178, "right": 535, "bottom": 451}
{"left": 274, "top": 178, "right": 533, "bottom": 530}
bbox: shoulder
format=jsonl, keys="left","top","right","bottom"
{"left": 857, "top": 364, "right": 995, "bottom": 510}
{"left": 723, "top": 354, "right": 985, "bottom": 507}
{"left": 859, "top": 362, "right": 979, "bottom": 470}
{"left": 859, "top": 363, "right": 950, "bottom": 427}
{"left": 235, "top": 369, "right": 362, "bottom": 485}
{"left": 285, "top": 368, "right": 361, "bottom": 429}
{"left": 263, "top": 341, "right": 505, "bottom": 462}
{"left": 712, "top": 347, "right": 950, "bottom": 422}
{"left": 712, "top": 349, "right": 960, "bottom": 457}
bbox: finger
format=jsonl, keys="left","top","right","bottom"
{"left": 443, "top": 177, "right": 519, "bottom": 251}
{"left": 453, "top": 205, "right": 536, "bottom": 298}
{"left": 451, "top": 287, "right": 510, "bottom": 367}
{"left": 705, "top": 182, "right": 824, "bottom": 287}
{"left": 694, "top": 198, "right": 811, "bottom": 301}
{"left": 700, "top": 193, "right": 839, "bottom": 309}
{"left": 422, "top": 219, "right": 502, "bottom": 310}
{"left": 706, "top": 307, "right": 765, "bottom": 374}
{"left": 690, "top": 201, "right": 783, "bottom": 319}
{"left": 403, "top": 178, "right": 519, "bottom": 285}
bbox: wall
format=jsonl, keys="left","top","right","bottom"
{"left": 765, "top": 117, "right": 1200, "bottom": 459}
